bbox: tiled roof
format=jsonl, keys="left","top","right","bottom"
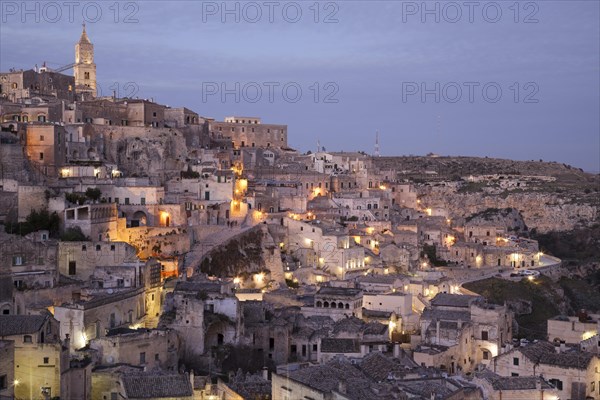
{"left": 430, "top": 293, "right": 480, "bottom": 308}
{"left": 287, "top": 359, "right": 374, "bottom": 398}
{"left": 320, "top": 338, "right": 361, "bottom": 353}
{"left": 316, "top": 286, "right": 362, "bottom": 298}
{"left": 362, "top": 309, "right": 393, "bottom": 319}
{"left": 421, "top": 309, "right": 471, "bottom": 322}
{"left": 363, "top": 322, "right": 388, "bottom": 336}
{"left": 122, "top": 372, "right": 193, "bottom": 398}
{"left": 359, "top": 352, "right": 396, "bottom": 381}
{"left": 333, "top": 317, "right": 364, "bottom": 334}
{"left": 227, "top": 371, "right": 271, "bottom": 399}
{"left": 357, "top": 275, "right": 402, "bottom": 284}
{"left": 175, "top": 281, "right": 223, "bottom": 293}
{"left": 501, "top": 341, "right": 599, "bottom": 370}
{"left": 0, "top": 315, "right": 47, "bottom": 336}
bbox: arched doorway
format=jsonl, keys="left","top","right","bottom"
{"left": 132, "top": 211, "right": 147, "bottom": 227}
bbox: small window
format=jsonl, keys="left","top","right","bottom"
{"left": 513, "top": 357, "right": 519, "bottom": 366}
{"left": 24, "top": 335, "right": 32, "bottom": 343}
{"left": 96, "top": 245, "right": 101, "bottom": 251}
{"left": 0, "top": 375, "right": 6, "bottom": 390}
{"left": 43, "top": 357, "right": 49, "bottom": 364}
{"left": 68, "top": 261, "right": 76, "bottom": 275}
{"left": 481, "top": 330, "right": 489, "bottom": 341}
{"left": 39, "top": 152, "right": 44, "bottom": 160}
{"left": 549, "top": 379, "right": 563, "bottom": 391}
{"left": 140, "top": 352, "right": 146, "bottom": 364}
{"left": 40, "top": 135, "right": 44, "bottom": 141}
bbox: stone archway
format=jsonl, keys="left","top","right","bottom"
{"left": 131, "top": 210, "right": 147, "bottom": 227}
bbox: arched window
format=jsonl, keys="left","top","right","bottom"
{"left": 345, "top": 303, "right": 350, "bottom": 309}
{"left": 331, "top": 302, "right": 337, "bottom": 309}
{"left": 316, "top": 301, "right": 322, "bottom": 307}
{"left": 323, "top": 301, "right": 329, "bottom": 308}
{"left": 338, "top": 302, "right": 344, "bottom": 308}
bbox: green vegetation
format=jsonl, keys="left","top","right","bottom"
{"left": 559, "top": 276, "right": 600, "bottom": 312}
{"left": 457, "top": 182, "right": 487, "bottom": 193}
{"left": 533, "top": 224, "right": 600, "bottom": 262}
{"left": 60, "top": 226, "right": 89, "bottom": 241}
{"left": 464, "top": 276, "right": 562, "bottom": 339}
{"left": 65, "top": 192, "right": 87, "bottom": 205}
{"left": 85, "top": 187, "right": 102, "bottom": 202}
{"left": 181, "top": 166, "right": 200, "bottom": 179}
{"left": 465, "top": 207, "right": 513, "bottom": 223}
{"left": 4, "top": 208, "right": 60, "bottom": 237}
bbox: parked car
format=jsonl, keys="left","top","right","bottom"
{"left": 519, "top": 269, "right": 540, "bottom": 277}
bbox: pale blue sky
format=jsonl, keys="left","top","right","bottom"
{"left": 1, "top": 1, "right": 598, "bottom": 171}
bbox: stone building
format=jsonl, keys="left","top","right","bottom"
{"left": 91, "top": 365, "right": 194, "bottom": 400}
{"left": 491, "top": 341, "right": 600, "bottom": 400}
{"left": 0, "top": 314, "right": 69, "bottom": 400}
{"left": 302, "top": 287, "right": 364, "bottom": 321}
{"left": 0, "top": 231, "right": 58, "bottom": 295}
{"left": 208, "top": 116, "right": 288, "bottom": 149}
{"left": 57, "top": 240, "right": 138, "bottom": 281}
{"left": 24, "top": 123, "right": 67, "bottom": 177}
{"left": 166, "top": 280, "right": 241, "bottom": 362}
{"left": 54, "top": 287, "right": 147, "bottom": 351}
{"left": 284, "top": 217, "right": 365, "bottom": 279}
{"left": 90, "top": 327, "right": 179, "bottom": 370}
{"left": 0, "top": 69, "right": 75, "bottom": 102}
{"left": 64, "top": 202, "right": 118, "bottom": 241}
{"left": 414, "top": 293, "right": 513, "bottom": 373}
{"left": 0, "top": 340, "right": 15, "bottom": 399}
{"left": 547, "top": 312, "right": 599, "bottom": 347}
{"left": 473, "top": 370, "right": 560, "bottom": 400}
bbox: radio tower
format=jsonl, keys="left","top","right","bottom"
{"left": 374, "top": 131, "right": 380, "bottom": 157}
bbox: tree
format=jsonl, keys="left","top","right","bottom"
{"left": 61, "top": 226, "right": 89, "bottom": 241}
{"left": 5, "top": 208, "right": 60, "bottom": 237}
{"left": 85, "top": 187, "right": 102, "bottom": 202}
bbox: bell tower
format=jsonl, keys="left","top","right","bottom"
{"left": 74, "top": 23, "right": 97, "bottom": 99}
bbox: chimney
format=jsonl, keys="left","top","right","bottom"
{"left": 393, "top": 343, "right": 400, "bottom": 358}
{"left": 535, "top": 378, "right": 541, "bottom": 391}
{"left": 189, "top": 370, "right": 194, "bottom": 388}
{"left": 262, "top": 367, "right": 269, "bottom": 381}
{"left": 554, "top": 342, "right": 560, "bottom": 353}
{"left": 560, "top": 341, "right": 566, "bottom": 353}
{"left": 436, "top": 320, "right": 441, "bottom": 343}
{"left": 457, "top": 319, "right": 462, "bottom": 329}
{"left": 338, "top": 380, "right": 347, "bottom": 394}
